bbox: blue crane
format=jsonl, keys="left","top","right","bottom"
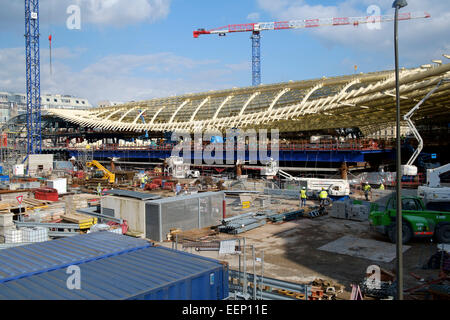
{"left": 25, "top": 0, "right": 42, "bottom": 155}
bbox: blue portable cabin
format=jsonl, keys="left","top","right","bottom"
{"left": 0, "top": 233, "right": 228, "bottom": 300}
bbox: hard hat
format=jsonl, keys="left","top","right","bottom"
{"left": 322, "top": 187, "right": 325, "bottom": 190}
{"left": 302, "top": 187, "right": 306, "bottom": 189}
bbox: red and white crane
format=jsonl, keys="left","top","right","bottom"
{"left": 194, "top": 12, "right": 431, "bottom": 86}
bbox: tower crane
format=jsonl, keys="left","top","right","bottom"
{"left": 194, "top": 12, "right": 431, "bottom": 86}
{"left": 25, "top": 0, "right": 42, "bottom": 155}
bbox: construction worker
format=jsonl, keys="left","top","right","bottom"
{"left": 175, "top": 182, "right": 182, "bottom": 195}
{"left": 364, "top": 182, "right": 372, "bottom": 201}
{"left": 379, "top": 182, "right": 385, "bottom": 190}
{"left": 319, "top": 187, "right": 328, "bottom": 206}
{"left": 141, "top": 174, "right": 148, "bottom": 189}
{"left": 97, "top": 183, "right": 102, "bottom": 196}
{"left": 300, "top": 187, "right": 307, "bottom": 207}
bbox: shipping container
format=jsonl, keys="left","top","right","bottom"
{"left": 0, "top": 246, "right": 229, "bottom": 300}
{"left": 145, "top": 192, "right": 224, "bottom": 241}
{"left": 0, "top": 232, "right": 150, "bottom": 283}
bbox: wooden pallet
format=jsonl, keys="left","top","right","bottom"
{"left": 0, "top": 203, "right": 12, "bottom": 211}
{"left": 61, "top": 212, "right": 97, "bottom": 229}
{"left": 23, "top": 198, "right": 53, "bottom": 205}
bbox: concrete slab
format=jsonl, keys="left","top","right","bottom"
{"left": 318, "top": 235, "right": 410, "bottom": 263}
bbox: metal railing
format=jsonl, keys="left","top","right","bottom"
{"left": 59, "top": 138, "right": 392, "bottom": 153}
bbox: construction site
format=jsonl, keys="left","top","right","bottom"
{"left": 0, "top": 0, "right": 449, "bottom": 302}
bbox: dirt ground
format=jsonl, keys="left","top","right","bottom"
{"left": 158, "top": 195, "right": 445, "bottom": 299}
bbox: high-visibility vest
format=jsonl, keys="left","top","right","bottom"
{"left": 364, "top": 184, "right": 371, "bottom": 191}
{"left": 379, "top": 184, "right": 385, "bottom": 190}
{"left": 141, "top": 176, "right": 147, "bottom": 183}
{"left": 300, "top": 190, "right": 307, "bottom": 199}
{"left": 319, "top": 190, "right": 328, "bottom": 199}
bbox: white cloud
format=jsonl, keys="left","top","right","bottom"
{"left": 0, "top": 0, "right": 171, "bottom": 29}
{"left": 225, "top": 61, "right": 251, "bottom": 72}
{"left": 247, "top": 12, "right": 260, "bottom": 22}
{"left": 0, "top": 47, "right": 244, "bottom": 105}
{"left": 0, "top": 48, "right": 25, "bottom": 93}
{"left": 257, "top": 0, "right": 450, "bottom": 66}
{"left": 83, "top": 0, "right": 171, "bottom": 26}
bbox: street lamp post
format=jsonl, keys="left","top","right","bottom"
{"left": 393, "top": 0, "right": 407, "bottom": 300}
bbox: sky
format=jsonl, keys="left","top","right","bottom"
{"left": 0, "top": 0, "right": 449, "bottom": 106}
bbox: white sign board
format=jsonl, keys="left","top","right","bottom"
{"left": 219, "top": 240, "right": 236, "bottom": 255}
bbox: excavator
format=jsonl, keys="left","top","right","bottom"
{"left": 86, "top": 160, "right": 115, "bottom": 184}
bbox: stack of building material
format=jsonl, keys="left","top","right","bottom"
{"left": 61, "top": 212, "right": 98, "bottom": 230}
{"left": 0, "top": 213, "right": 15, "bottom": 242}
{"left": 267, "top": 209, "right": 304, "bottom": 223}
{"left": 25, "top": 204, "right": 65, "bottom": 222}
{"left": 329, "top": 201, "right": 347, "bottom": 219}
{"left": 348, "top": 204, "right": 370, "bottom": 221}
{"left": 7, "top": 182, "right": 41, "bottom": 190}
{"left": 329, "top": 199, "right": 370, "bottom": 221}
{"left": 21, "top": 227, "right": 48, "bottom": 243}
{"left": 35, "top": 188, "right": 58, "bottom": 201}
{"left": 72, "top": 193, "right": 100, "bottom": 209}
{"left": 0, "top": 202, "right": 13, "bottom": 213}
{"left": 218, "top": 212, "right": 267, "bottom": 234}
{"left": 0, "top": 190, "right": 32, "bottom": 202}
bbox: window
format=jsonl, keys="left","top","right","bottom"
{"left": 82, "top": 101, "right": 85, "bottom": 104}
{"left": 54, "top": 99, "right": 58, "bottom": 102}
{"left": 46, "top": 98, "right": 50, "bottom": 102}
{"left": 76, "top": 100, "right": 79, "bottom": 103}
{"left": 402, "top": 198, "right": 418, "bottom": 211}
{"left": 389, "top": 198, "right": 419, "bottom": 211}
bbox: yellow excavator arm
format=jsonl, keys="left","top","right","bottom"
{"left": 86, "top": 160, "right": 115, "bottom": 183}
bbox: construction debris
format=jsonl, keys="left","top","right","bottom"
{"left": 311, "top": 278, "right": 344, "bottom": 300}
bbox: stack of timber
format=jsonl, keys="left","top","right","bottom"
{"left": 61, "top": 212, "right": 97, "bottom": 229}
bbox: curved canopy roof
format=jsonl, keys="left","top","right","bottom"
{"left": 48, "top": 58, "right": 450, "bottom": 135}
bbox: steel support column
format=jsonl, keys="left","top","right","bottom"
{"left": 251, "top": 31, "right": 261, "bottom": 86}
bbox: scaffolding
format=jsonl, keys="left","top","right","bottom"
{"left": 0, "top": 124, "right": 28, "bottom": 176}
{"left": 74, "top": 146, "right": 94, "bottom": 171}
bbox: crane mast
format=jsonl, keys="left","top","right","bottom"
{"left": 25, "top": 0, "right": 42, "bottom": 155}
{"left": 194, "top": 12, "right": 431, "bottom": 86}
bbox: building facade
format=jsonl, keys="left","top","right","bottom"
{"left": 0, "top": 92, "right": 92, "bottom": 124}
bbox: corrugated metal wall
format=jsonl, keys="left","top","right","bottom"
{"left": 145, "top": 192, "right": 224, "bottom": 241}
{"left": 0, "top": 233, "right": 228, "bottom": 300}
{"left": 0, "top": 232, "right": 150, "bottom": 283}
